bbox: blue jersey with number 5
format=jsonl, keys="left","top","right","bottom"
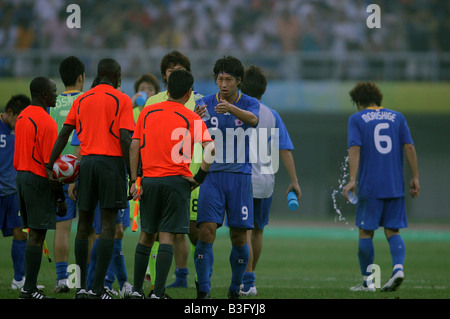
{"left": 0, "top": 119, "right": 16, "bottom": 196}
{"left": 347, "top": 107, "right": 413, "bottom": 198}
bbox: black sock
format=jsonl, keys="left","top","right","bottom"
{"left": 92, "top": 238, "right": 114, "bottom": 294}
{"left": 154, "top": 244, "right": 174, "bottom": 297}
{"left": 133, "top": 243, "right": 152, "bottom": 293}
{"left": 75, "top": 238, "right": 89, "bottom": 289}
{"left": 24, "top": 245, "right": 42, "bottom": 292}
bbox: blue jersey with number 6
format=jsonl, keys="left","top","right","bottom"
{"left": 347, "top": 107, "right": 414, "bottom": 198}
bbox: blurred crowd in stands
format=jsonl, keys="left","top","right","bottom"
{"left": 1, "top": 0, "right": 449, "bottom": 54}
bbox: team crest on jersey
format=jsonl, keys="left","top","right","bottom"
{"left": 235, "top": 119, "right": 243, "bottom": 127}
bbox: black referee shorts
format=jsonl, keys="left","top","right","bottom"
{"left": 77, "top": 155, "right": 128, "bottom": 212}
{"left": 16, "top": 171, "right": 56, "bottom": 230}
{"left": 140, "top": 175, "right": 191, "bottom": 234}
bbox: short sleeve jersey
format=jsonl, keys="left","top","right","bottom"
{"left": 0, "top": 116, "right": 17, "bottom": 195}
{"left": 251, "top": 103, "right": 294, "bottom": 198}
{"left": 65, "top": 84, "right": 135, "bottom": 156}
{"left": 133, "top": 100, "right": 212, "bottom": 178}
{"left": 13, "top": 105, "right": 58, "bottom": 178}
{"left": 347, "top": 106, "right": 414, "bottom": 198}
{"left": 202, "top": 92, "right": 260, "bottom": 174}
{"left": 145, "top": 90, "right": 203, "bottom": 175}
{"left": 50, "top": 90, "right": 82, "bottom": 156}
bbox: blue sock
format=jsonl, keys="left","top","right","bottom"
{"left": 11, "top": 239, "right": 26, "bottom": 281}
{"left": 229, "top": 243, "right": 249, "bottom": 293}
{"left": 86, "top": 238, "right": 98, "bottom": 290}
{"left": 56, "top": 262, "right": 69, "bottom": 281}
{"left": 194, "top": 241, "right": 213, "bottom": 293}
{"left": 388, "top": 234, "right": 405, "bottom": 275}
{"left": 111, "top": 238, "right": 128, "bottom": 288}
{"left": 242, "top": 271, "right": 255, "bottom": 290}
{"left": 358, "top": 238, "right": 374, "bottom": 286}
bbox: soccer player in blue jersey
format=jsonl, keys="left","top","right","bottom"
{"left": 0, "top": 94, "right": 30, "bottom": 290}
{"left": 239, "top": 65, "right": 301, "bottom": 296}
{"left": 194, "top": 56, "right": 260, "bottom": 299}
{"left": 343, "top": 82, "right": 420, "bottom": 292}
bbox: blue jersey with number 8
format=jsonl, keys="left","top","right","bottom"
{"left": 347, "top": 107, "right": 414, "bottom": 198}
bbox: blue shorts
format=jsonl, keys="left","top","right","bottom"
{"left": 56, "top": 184, "right": 77, "bottom": 222}
{"left": 197, "top": 172, "right": 253, "bottom": 229}
{"left": 356, "top": 196, "right": 407, "bottom": 231}
{"left": 0, "top": 193, "right": 22, "bottom": 237}
{"left": 253, "top": 196, "right": 273, "bottom": 230}
{"left": 93, "top": 202, "right": 131, "bottom": 235}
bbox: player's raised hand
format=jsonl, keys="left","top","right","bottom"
{"left": 195, "top": 104, "right": 208, "bottom": 119}
{"left": 215, "top": 99, "right": 234, "bottom": 114}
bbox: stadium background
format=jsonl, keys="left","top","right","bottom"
{"left": 1, "top": 0, "right": 448, "bottom": 223}
{"left": 0, "top": 0, "right": 449, "bottom": 301}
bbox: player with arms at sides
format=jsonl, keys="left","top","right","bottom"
{"left": 129, "top": 69, "right": 214, "bottom": 299}
{"left": 14, "top": 77, "right": 67, "bottom": 299}
{"left": 47, "top": 59, "right": 135, "bottom": 299}
{"left": 239, "top": 65, "right": 301, "bottom": 296}
{"left": 144, "top": 50, "right": 202, "bottom": 289}
{"left": 69, "top": 77, "right": 133, "bottom": 298}
{"left": 50, "top": 55, "right": 85, "bottom": 293}
{"left": 0, "top": 94, "right": 30, "bottom": 290}
{"left": 343, "top": 82, "right": 420, "bottom": 292}
{"left": 194, "top": 56, "right": 260, "bottom": 299}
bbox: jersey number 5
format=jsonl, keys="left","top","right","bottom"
{"left": 374, "top": 123, "right": 392, "bottom": 154}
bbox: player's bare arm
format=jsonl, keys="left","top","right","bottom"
{"left": 129, "top": 138, "right": 141, "bottom": 200}
{"left": 343, "top": 145, "right": 360, "bottom": 201}
{"left": 280, "top": 149, "right": 301, "bottom": 200}
{"left": 215, "top": 99, "right": 258, "bottom": 126}
{"left": 404, "top": 143, "right": 420, "bottom": 198}
{"left": 47, "top": 124, "right": 75, "bottom": 181}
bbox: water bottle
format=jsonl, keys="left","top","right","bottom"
{"left": 194, "top": 90, "right": 210, "bottom": 121}
{"left": 136, "top": 91, "right": 147, "bottom": 106}
{"left": 347, "top": 190, "right": 358, "bottom": 204}
{"left": 287, "top": 191, "right": 298, "bottom": 211}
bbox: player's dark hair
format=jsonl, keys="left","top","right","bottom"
{"left": 241, "top": 65, "right": 267, "bottom": 100}
{"left": 213, "top": 56, "right": 245, "bottom": 89}
{"left": 160, "top": 50, "right": 191, "bottom": 85}
{"left": 97, "top": 58, "right": 121, "bottom": 88}
{"left": 134, "top": 73, "right": 161, "bottom": 94}
{"left": 167, "top": 70, "right": 194, "bottom": 100}
{"left": 349, "top": 82, "right": 383, "bottom": 107}
{"left": 59, "top": 56, "right": 85, "bottom": 87}
{"left": 5, "top": 94, "right": 30, "bottom": 115}
{"left": 30, "top": 76, "right": 52, "bottom": 98}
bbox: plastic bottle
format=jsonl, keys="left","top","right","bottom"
{"left": 136, "top": 91, "right": 147, "bottom": 106}
{"left": 194, "top": 90, "right": 210, "bottom": 121}
{"left": 347, "top": 191, "right": 358, "bottom": 204}
{"left": 287, "top": 191, "right": 298, "bottom": 211}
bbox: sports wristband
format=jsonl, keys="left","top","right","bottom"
{"left": 193, "top": 168, "right": 208, "bottom": 184}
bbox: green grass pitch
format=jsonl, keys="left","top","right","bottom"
{"left": 0, "top": 218, "right": 449, "bottom": 300}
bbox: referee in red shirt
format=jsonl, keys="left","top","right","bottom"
{"left": 48, "top": 59, "right": 135, "bottom": 299}
{"left": 14, "top": 77, "right": 67, "bottom": 299}
{"left": 129, "top": 70, "right": 215, "bottom": 299}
